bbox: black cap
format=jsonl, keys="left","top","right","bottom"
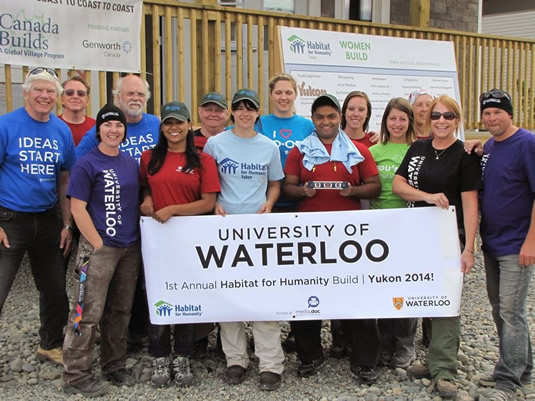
{"left": 480, "top": 89, "right": 513, "bottom": 116}
{"left": 96, "top": 104, "right": 127, "bottom": 134}
{"left": 311, "top": 94, "right": 341, "bottom": 114}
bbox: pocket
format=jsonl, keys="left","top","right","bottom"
{"left": 0, "top": 208, "right": 14, "bottom": 222}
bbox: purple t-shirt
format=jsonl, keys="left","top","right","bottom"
{"left": 480, "top": 128, "right": 535, "bottom": 255}
{"left": 67, "top": 147, "right": 140, "bottom": 248}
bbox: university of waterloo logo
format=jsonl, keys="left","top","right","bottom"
{"left": 287, "top": 34, "right": 306, "bottom": 53}
{"left": 155, "top": 300, "right": 173, "bottom": 317}
{"left": 393, "top": 297, "right": 404, "bottom": 310}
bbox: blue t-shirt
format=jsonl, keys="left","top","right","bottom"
{"left": 67, "top": 147, "right": 140, "bottom": 248}
{"left": 480, "top": 128, "right": 535, "bottom": 256}
{"left": 204, "top": 130, "right": 284, "bottom": 214}
{"left": 76, "top": 113, "right": 160, "bottom": 164}
{"left": 0, "top": 107, "right": 76, "bottom": 212}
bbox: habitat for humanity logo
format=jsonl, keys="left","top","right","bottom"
{"left": 287, "top": 34, "right": 305, "bottom": 53}
{"left": 219, "top": 158, "right": 239, "bottom": 174}
{"left": 155, "top": 300, "right": 173, "bottom": 317}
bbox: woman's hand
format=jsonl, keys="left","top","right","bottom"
{"left": 461, "top": 248, "right": 475, "bottom": 273}
{"left": 424, "top": 192, "right": 449, "bottom": 209}
{"left": 214, "top": 202, "right": 227, "bottom": 217}
{"left": 140, "top": 196, "right": 155, "bottom": 216}
{"left": 153, "top": 206, "right": 174, "bottom": 223}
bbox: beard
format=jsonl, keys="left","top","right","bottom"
{"left": 119, "top": 99, "right": 144, "bottom": 118}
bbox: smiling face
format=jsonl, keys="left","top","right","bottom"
{"left": 386, "top": 108, "right": 409, "bottom": 143}
{"left": 344, "top": 96, "right": 368, "bottom": 132}
{"left": 98, "top": 120, "right": 125, "bottom": 150}
{"left": 24, "top": 80, "right": 57, "bottom": 121}
{"left": 62, "top": 80, "right": 89, "bottom": 113}
{"left": 198, "top": 102, "right": 228, "bottom": 133}
{"left": 116, "top": 76, "right": 147, "bottom": 121}
{"left": 231, "top": 100, "right": 260, "bottom": 131}
{"left": 162, "top": 117, "right": 189, "bottom": 150}
{"left": 270, "top": 79, "right": 296, "bottom": 116}
{"left": 412, "top": 94, "right": 433, "bottom": 125}
{"left": 481, "top": 107, "right": 513, "bottom": 139}
{"left": 431, "top": 102, "right": 458, "bottom": 140}
{"left": 312, "top": 104, "right": 341, "bottom": 143}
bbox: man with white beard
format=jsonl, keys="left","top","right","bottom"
{"left": 76, "top": 75, "right": 159, "bottom": 163}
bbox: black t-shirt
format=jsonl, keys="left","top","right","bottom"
{"left": 396, "top": 139, "right": 481, "bottom": 228}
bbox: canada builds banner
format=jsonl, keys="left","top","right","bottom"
{"left": 0, "top": 0, "right": 142, "bottom": 72}
{"left": 141, "top": 207, "right": 464, "bottom": 324}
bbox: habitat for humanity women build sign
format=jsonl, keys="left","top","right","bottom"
{"left": 0, "top": 0, "right": 142, "bottom": 72}
{"left": 141, "top": 207, "right": 463, "bottom": 325}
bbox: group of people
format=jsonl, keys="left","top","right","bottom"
{"left": 0, "top": 67, "right": 532, "bottom": 401}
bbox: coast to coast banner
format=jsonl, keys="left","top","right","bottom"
{"left": 0, "top": 0, "right": 142, "bottom": 72}
{"left": 141, "top": 207, "right": 463, "bottom": 324}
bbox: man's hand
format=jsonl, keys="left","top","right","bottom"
{"left": 0, "top": 227, "right": 10, "bottom": 248}
{"left": 60, "top": 227, "right": 73, "bottom": 257}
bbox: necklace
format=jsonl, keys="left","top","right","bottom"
{"left": 433, "top": 147, "right": 448, "bottom": 160}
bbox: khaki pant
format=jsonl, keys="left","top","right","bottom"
{"left": 220, "top": 321, "right": 285, "bottom": 374}
{"left": 63, "top": 236, "right": 140, "bottom": 385}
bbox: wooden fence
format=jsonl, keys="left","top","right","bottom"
{"left": 2, "top": 0, "right": 534, "bottom": 130}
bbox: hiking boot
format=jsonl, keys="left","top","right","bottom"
{"left": 104, "top": 368, "right": 135, "bottom": 387}
{"left": 350, "top": 366, "right": 378, "bottom": 385}
{"left": 172, "top": 356, "right": 193, "bottom": 387}
{"left": 391, "top": 353, "right": 415, "bottom": 369}
{"left": 407, "top": 363, "right": 431, "bottom": 379}
{"left": 36, "top": 346, "right": 63, "bottom": 366}
{"left": 151, "top": 357, "right": 171, "bottom": 387}
{"left": 479, "top": 374, "right": 496, "bottom": 387}
{"left": 483, "top": 388, "right": 515, "bottom": 401}
{"left": 225, "top": 365, "right": 246, "bottom": 385}
{"left": 436, "top": 379, "right": 457, "bottom": 399}
{"left": 63, "top": 376, "right": 110, "bottom": 398}
{"left": 297, "top": 355, "right": 325, "bottom": 377}
{"left": 258, "top": 371, "right": 281, "bottom": 391}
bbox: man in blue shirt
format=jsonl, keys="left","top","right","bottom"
{"left": 0, "top": 67, "right": 77, "bottom": 366}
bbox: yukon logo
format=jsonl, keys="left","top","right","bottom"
{"left": 393, "top": 297, "right": 404, "bottom": 310}
{"left": 155, "top": 300, "right": 173, "bottom": 316}
{"left": 287, "top": 34, "right": 305, "bottom": 54}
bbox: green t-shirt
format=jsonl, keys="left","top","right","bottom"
{"left": 369, "top": 142, "right": 409, "bottom": 209}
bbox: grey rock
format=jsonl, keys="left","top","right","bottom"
{"left": 9, "top": 357, "right": 23, "bottom": 373}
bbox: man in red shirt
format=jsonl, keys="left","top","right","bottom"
{"left": 59, "top": 76, "right": 96, "bottom": 145}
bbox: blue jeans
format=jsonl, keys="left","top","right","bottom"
{"left": 0, "top": 206, "right": 68, "bottom": 350}
{"left": 484, "top": 252, "right": 533, "bottom": 391}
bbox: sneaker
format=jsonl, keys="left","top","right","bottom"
{"left": 225, "top": 365, "right": 246, "bottom": 385}
{"left": 104, "top": 368, "right": 135, "bottom": 387}
{"left": 479, "top": 374, "right": 496, "bottom": 387}
{"left": 172, "top": 356, "right": 193, "bottom": 387}
{"left": 297, "top": 355, "right": 325, "bottom": 377}
{"left": 350, "top": 366, "right": 378, "bottom": 385}
{"left": 63, "top": 376, "right": 110, "bottom": 398}
{"left": 151, "top": 357, "right": 171, "bottom": 387}
{"left": 407, "top": 363, "right": 431, "bottom": 379}
{"left": 484, "top": 389, "right": 515, "bottom": 401}
{"left": 36, "top": 346, "right": 63, "bottom": 366}
{"left": 258, "top": 371, "right": 281, "bottom": 391}
{"left": 391, "top": 353, "right": 415, "bottom": 369}
{"left": 436, "top": 379, "right": 457, "bottom": 399}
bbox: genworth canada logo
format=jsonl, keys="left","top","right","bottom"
{"left": 155, "top": 300, "right": 173, "bottom": 317}
{"left": 122, "top": 41, "right": 132, "bottom": 54}
{"left": 287, "top": 34, "right": 305, "bottom": 54}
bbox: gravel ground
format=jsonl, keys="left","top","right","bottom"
{"left": 0, "top": 250, "right": 533, "bottom": 401}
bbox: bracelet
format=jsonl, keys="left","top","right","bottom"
{"left": 464, "top": 248, "right": 474, "bottom": 254}
{"left": 63, "top": 225, "right": 73, "bottom": 231}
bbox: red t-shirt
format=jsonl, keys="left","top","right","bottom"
{"left": 139, "top": 150, "right": 221, "bottom": 212}
{"left": 284, "top": 142, "right": 378, "bottom": 212}
{"left": 354, "top": 132, "right": 374, "bottom": 148}
{"left": 58, "top": 115, "right": 96, "bottom": 146}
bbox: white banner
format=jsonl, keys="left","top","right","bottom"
{"left": 0, "top": 0, "right": 142, "bottom": 72}
{"left": 141, "top": 207, "right": 464, "bottom": 324}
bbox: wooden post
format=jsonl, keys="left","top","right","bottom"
{"left": 409, "top": 0, "right": 430, "bottom": 28}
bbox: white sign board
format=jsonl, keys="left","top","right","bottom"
{"left": 141, "top": 207, "right": 463, "bottom": 324}
{"left": 0, "top": 0, "right": 142, "bottom": 72}
{"left": 279, "top": 27, "right": 462, "bottom": 136}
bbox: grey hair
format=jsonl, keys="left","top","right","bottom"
{"left": 22, "top": 72, "right": 63, "bottom": 95}
{"left": 112, "top": 76, "right": 152, "bottom": 102}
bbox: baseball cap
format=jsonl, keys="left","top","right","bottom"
{"left": 311, "top": 94, "right": 341, "bottom": 114}
{"left": 232, "top": 89, "right": 260, "bottom": 109}
{"left": 200, "top": 92, "right": 228, "bottom": 109}
{"left": 161, "top": 101, "right": 191, "bottom": 122}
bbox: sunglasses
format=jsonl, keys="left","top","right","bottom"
{"left": 64, "top": 89, "right": 87, "bottom": 97}
{"left": 27, "top": 67, "right": 58, "bottom": 79}
{"left": 430, "top": 111, "right": 457, "bottom": 121}
{"left": 479, "top": 90, "right": 511, "bottom": 102}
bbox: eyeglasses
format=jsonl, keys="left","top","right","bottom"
{"left": 479, "top": 90, "right": 511, "bottom": 102}
{"left": 430, "top": 111, "right": 457, "bottom": 121}
{"left": 27, "top": 67, "right": 58, "bottom": 79}
{"left": 64, "top": 89, "right": 87, "bottom": 97}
